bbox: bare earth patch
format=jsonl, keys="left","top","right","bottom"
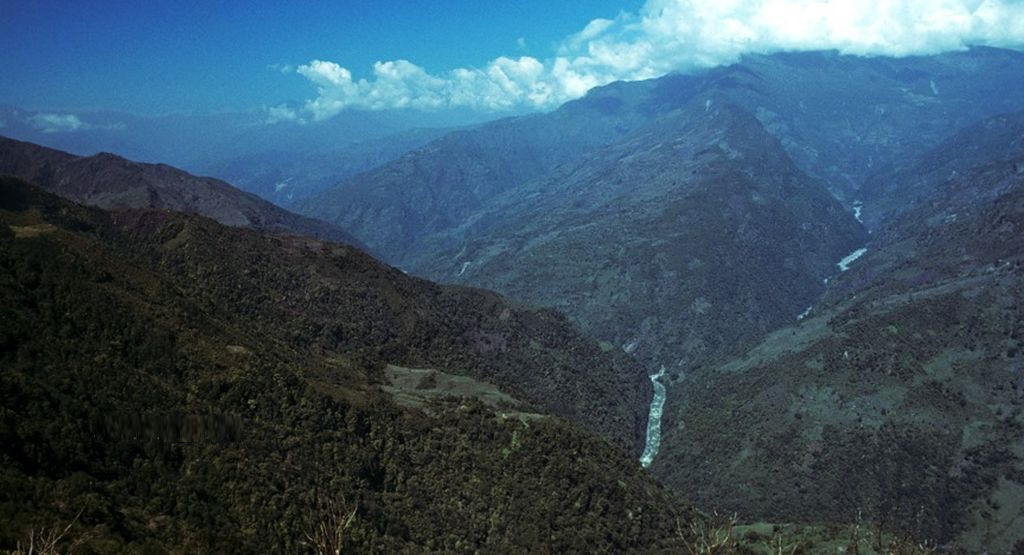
{"left": 10, "top": 223, "right": 57, "bottom": 238}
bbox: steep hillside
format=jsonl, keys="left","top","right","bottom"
{"left": 858, "top": 109, "right": 1024, "bottom": 229}
{"left": 413, "top": 100, "right": 866, "bottom": 378}
{"left": 0, "top": 136, "right": 365, "bottom": 248}
{"left": 297, "top": 74, "right": 710, "bottom": 262}
{"left": 292, "top": 49, "right": 1023, "bottom": 380}
{"left": 0, "top": 178, "right": 676, "bottom": 552}
{"left": 301, "top": 48, "right": 1024, "bottom": 262}
{"left": 656, "top": 121, "right": 1024, "bottom": 552}
{"left": 0, "top": 173, "right": 651, "bottom": 452}
{"left": 713, "top": 47, "right": 1024, "bottom": 199}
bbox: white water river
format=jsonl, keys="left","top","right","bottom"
{"left": 639, "top": 366, "right": 667, "bottom": 468}
{"left": 837, "top": 247, "right": 868, "bottom": 272}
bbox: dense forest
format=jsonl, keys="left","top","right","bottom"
{"left": 0, "top": 179, "right": 687, "bottom": 552}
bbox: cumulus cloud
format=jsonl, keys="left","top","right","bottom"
{"left": 287, "top": 0, "right": 1024, "bottom": 118}
{"left": 30, "top": 113, "right": 89, "bottom": 133}
{"left": 290, "top": 56, "right": 569, "bottom": 119}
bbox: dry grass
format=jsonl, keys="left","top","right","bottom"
{"left": 13, "top": 511, "right": 85, "bottom": 555}
{"left": 303, "top": 497, "right": 357, "bottom": 555}
{"left": 9, "top": 223, "right": 57, "bottom": 238}
{"left": 680, "top": 512, "right": 739, "bottom": 554}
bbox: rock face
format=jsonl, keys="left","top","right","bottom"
{"left": 0, "top": 135, "right": 366, "bottom": 249}
{"left": 657, "top": 113, "right": 1024, "bottom": 551}
{"left": 0, "top": 178, "right": 678, "bottom": 552}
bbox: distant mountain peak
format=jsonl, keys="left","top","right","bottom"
{"left": 0, "top": 134, "right": 367, "bottom": 249}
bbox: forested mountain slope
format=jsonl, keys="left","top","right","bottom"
{"left": 0, "top": 136, "right": 365, "bottom": 249}
{"left": 413, "top": 100, "right": 865, "bottom": 377}
{"left": 657, "top": 114, "right": 1024, "bottom": 552}
{"left": 0, "top": 178, "right": 677, "bottom": 552}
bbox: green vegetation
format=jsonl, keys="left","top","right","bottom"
{"left": 657, "top": 150, "right": 1024, "bottom": 551}
{"left": 0, "top": 179, "right": 684, "bottom": 552}
{"left": 414, "top": 102, "right": 865, "bottom": 380}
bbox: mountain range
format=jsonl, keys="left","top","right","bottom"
{"left": 296, "top": 47, "right": 1024, "bottom": 377}
{"left": 2, "top": 46, "right": 1023, "bottom": 553}
{"left": 292, "top": 47, "right": 1024, "bottom": 552}
{"left": 410, "top": 98, "right": 865, "bottom": 375}
{"left": 0, "top": 134, "right": 942, "bottom": 552}
{"left": 0, "top": 136, "right": 365, "bottom": 249}
{"left": 0, "top": 104, "right": 499, "bottom": 207}
{"left": 301, "top": 47, "right": 1024, "bottom": 259}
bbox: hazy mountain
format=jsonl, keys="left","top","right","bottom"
{"left": 655, "top": 112, "right": 1024, "bottom": 551}
{"left": 0, "top": 178, "right": 676, "bottom": 551}
{"left": 0, "top": 105, "right": 498, "bottom": 204}
{"left": 0, "top": 135, "right": 365, "bottom": 248}
{"left": 705, "top": 47, "right": 1024, "bottom": 200}
{"left": 297, "top": 74, "right": 712, "bottom": 261}
{"left": 858, "top": 109, "right": 1024, "bottom": 230}
{"left": 412, "top": 99, "right": 866, "bottom": 376}
{"left": 302, "top": 48, "right": 1024, "bottom": 261}
{"left": 295, "top": 45, "right": 1024, "bottom": 386}
{"left": 195, "top": 127, "right": 452, "bottom": 207}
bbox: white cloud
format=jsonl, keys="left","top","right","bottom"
{"left": 21, "top": 113, "right": 124, "bottom": 133}
{"left": 293, "top": 56, "right": 566, "bottom": 119}
{"left": 286, "top": 0, "right": 1024, "bottom": 118}
{"left": 30, "top": 113, "right": 89, "bottom": 133}
{"left": 25, "top": 113, "right": 126, "bottom": 133}
{"left": 265, "top": 103, "right": 303, "bottom": 124}
{"left": 268, "top": 63, "right": 295, "bottom": 74}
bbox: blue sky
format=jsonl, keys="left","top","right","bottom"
{"left": 0, "top": 0, "right": 639, "bottom": 113}
{"left": 3, "top": 1, "right": 1022, "bottom": 118}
